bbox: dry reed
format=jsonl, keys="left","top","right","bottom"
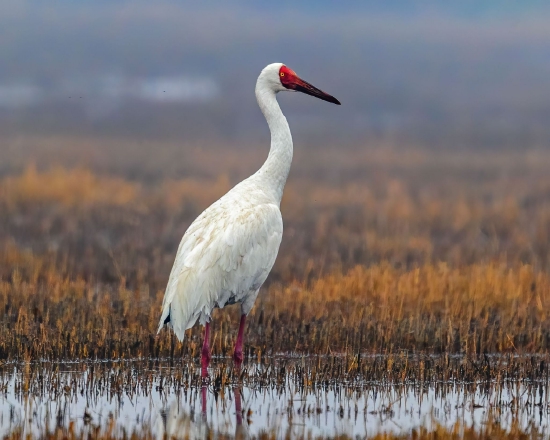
{"left": 2, "top": 137, "right": 550, "bottom": 438}
{"left": 1, "top": 141, "right": 550, "bottom": 361}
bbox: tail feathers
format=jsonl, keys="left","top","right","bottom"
{"left": 157, "top": 301, "right": 199, "bottom": 342}
{"left": 157, "top": 304, "right": 171, "bottom": 335}
{"left": 157, "top": 270, "right": 206, "bottom": 341}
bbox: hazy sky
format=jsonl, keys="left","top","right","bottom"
{"left": 1, "top": 1, "right": 550, "bottom": 146}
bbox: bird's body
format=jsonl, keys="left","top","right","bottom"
{"left": 158, "top": 179, "right": 283, "bottom": 339}
{"left": 157, "top": 62, "right": 339, "bottom": 376}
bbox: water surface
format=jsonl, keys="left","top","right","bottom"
{"left": 1, "top": 356, "right": 548, "bottom": 438}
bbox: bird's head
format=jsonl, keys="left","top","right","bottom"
{"left": 258, "top": 63, "right": 341, "bottom": 105}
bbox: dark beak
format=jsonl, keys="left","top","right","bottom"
{"left": 293, "top": 77, "right": 341, "bottom": 105}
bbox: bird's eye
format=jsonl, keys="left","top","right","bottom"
{"left": 280, "top": 72, "right": 285, "bottom": 77}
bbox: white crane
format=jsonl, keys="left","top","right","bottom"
{"left": 158, "top": 63, "right": 340, "bottom": 378}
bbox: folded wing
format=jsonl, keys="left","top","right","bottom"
{"left": 158, "top": 201, "right": 283, "bottom": 341}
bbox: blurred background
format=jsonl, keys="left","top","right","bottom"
{"left": 2, "top": 0, "right": 550, "bottom": 368}
{"left": 2, "top": 0, "right": 550, "bottom": 285}
{"left": 2, "top": 0, "right": 550, "bottom": 151}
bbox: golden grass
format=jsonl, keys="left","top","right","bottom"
{"left": 3, "top": 151, "right": 550, "bottom": 282}
{"left": 1, "top": 140, "right": 550, "bottom": 362}
{"left": 1, "top": 244, "right": 549, "bottom": 361}
{"left": 0, "top": 164, "right": 139, "bottom": 207}
{"left": 265, "top": 262, "right": 550, "bottom": 354}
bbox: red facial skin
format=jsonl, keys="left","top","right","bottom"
{"left": 279, "top": 65, "right": 299, "bottom": 89}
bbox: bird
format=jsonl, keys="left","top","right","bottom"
{"left": 157, "top": 62, "right": 340, "bottom": 378}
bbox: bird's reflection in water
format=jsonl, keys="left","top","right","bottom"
{"left": 233, "top": 384, "right": 249, "bottom": 439}
{"left": 158, "top": 382, "right": 249, "bottom": 439}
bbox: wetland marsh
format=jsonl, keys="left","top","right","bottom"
{"left": 2, "top": 138, "right": 550, "bottom": 438}
{"left": 2, "top": 355, "right": 550, "bottom": 439}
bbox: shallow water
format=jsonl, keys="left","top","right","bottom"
{"left": 1, "top": 357, "right": 549, "bottom": 438}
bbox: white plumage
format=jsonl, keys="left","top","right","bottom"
{"left": 157, "top": 62, "right": 339, "bottom": 347}
{"left": 158, "top": 187, "right": 283, "bottom": 340}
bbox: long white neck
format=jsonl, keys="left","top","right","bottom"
{"left": 253, "top": 82, "right": 293, "bottom": 204}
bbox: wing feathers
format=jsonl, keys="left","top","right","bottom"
{"left": 158, "top": 199, "right": 282, "bottom": 341}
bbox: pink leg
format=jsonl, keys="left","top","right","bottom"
{"left": 234, "top": 385, "right": 243, "bottom": 426}
{"left": 233, "top": 314, "right": 246, "bottom": 367}
{"left": 201, "top": 385, "right": 208, "bottom": 417}
{"left": 201, "top": 322, "right": 211, "bottom": 380}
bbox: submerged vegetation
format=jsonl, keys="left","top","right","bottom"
{"left": 1, "top": 357, "right": 549, "bottom": 439}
